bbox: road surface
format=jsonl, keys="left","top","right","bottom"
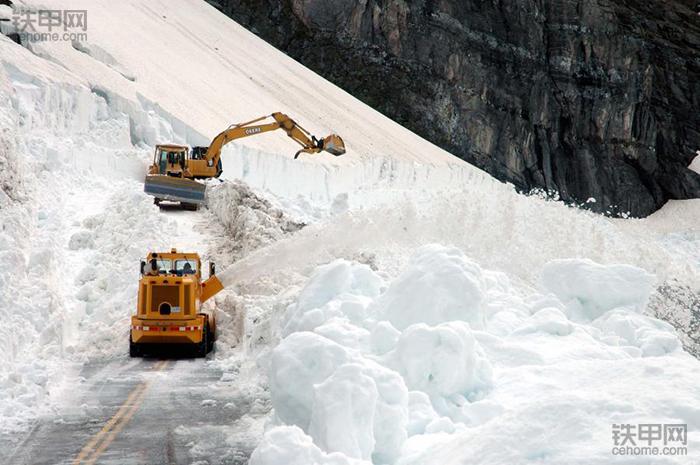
{"left": 2, "top": 354, "right": 258, "bottom": 465}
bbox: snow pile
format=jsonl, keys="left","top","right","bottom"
{"left": 541, "top": 259, "right": 655, "bottom": 320}
{"left": 206, "top": 180, "right": 305, "bottom": 266}
{"left": 0, "top": 41, "right": 189, "bottom": 432}
{"left": 389, "top": 323, "right": 493, "bottom": 399}
{"left": 269, "top": 332, "right": 408, "bottom": 463}
{"left": 648, "top": 282, "right": 700, "bottom": 357}
{"left": 251, "top": 425, "right": 370, "bottom": 465}
{"left": 252, "top": 244, "right": 697, "bottom": 465}
{"left": 280, "top": 260, "right": 384, "bottom": 336}
{"left": 372, "top": 246, "right": 487, "bottom": 330}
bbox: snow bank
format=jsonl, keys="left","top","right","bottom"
{"left": 280, "top": 260, "right": 384, "bottom": 336}
{"left": 206, "top": 180, "right": 305, "bottom": 267}
{"left": 373, "top": 245, "right": 486, "bottom": 330}
{"left": 0, "top": 38, "right": 185, "bottom": 432}
{"left": 390, "top": 323, "right": 493, "bottom": 399}
{"left": 259, "top": 245, "right": 695, "bottom": 464}
{"left": 250, "top": 425, "right": 370, "bottom": 465}
{"left": 541, "top": 259, "right": 655, "bottom": 320}
{"left": 269, "top": 332, "right": 408, "bottom": 463}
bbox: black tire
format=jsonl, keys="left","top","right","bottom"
{"left": 129, "top": 336, "right": 141, "bottom": 358}
{"left": 196, "top": 325, "right": 209, "bottom": 358}
{"left": 207, "top": 326, "right": 215, "bottom": 353}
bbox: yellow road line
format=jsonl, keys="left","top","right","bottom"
{"left": 71, "top": 384, "right": 146, "bottom": 465}
{"left": 72, "top": 360, "right": 169, "bottom": 465}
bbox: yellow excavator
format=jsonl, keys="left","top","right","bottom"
{"left": 144, "top": 112, "right": 346, "bottom": 208}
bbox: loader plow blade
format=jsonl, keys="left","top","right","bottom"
{"left": 144, "top": 175, "right": 207, "bottom": 205}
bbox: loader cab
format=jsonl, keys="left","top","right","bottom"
{"left": 131, "top": 249, "right": 222, "bottom": 357}
{"left": 137, "top": 250, "right": 203, "bottom": 317}
{"left": 152, "top": 144, "right": 189, "bottom": 177}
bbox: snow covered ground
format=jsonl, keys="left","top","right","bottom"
{"left": 0, "top": 1, "right": 699, "bottom": 464}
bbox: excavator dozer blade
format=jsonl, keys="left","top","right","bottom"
{"left": 144, "top": 175, "right": 207, "bottom": 205}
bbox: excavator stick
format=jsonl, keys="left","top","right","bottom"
{"left": 144, "top": 175, "right": 207, "bottom": 205}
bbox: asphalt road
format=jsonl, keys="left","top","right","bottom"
{"left": 2, "top": 355, "right": 256, "bottom": 465}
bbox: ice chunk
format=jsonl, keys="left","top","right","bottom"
{"left": 373, "top": 245, "right": 485, "bottom": 330}
{"left": 270, "top": 332, "right": 351, "bottom": 430}
{"left": 68, "top": 230, "right": 94, "bottom": 250}
{"left": 314, "top": 320, "right": 371, "bottom": 351}
{"left": 511, "top": 307, "right": 573, "bottom": 336}
{"left": 370, "top": 321, "right": 401, "bottom": 355}
{"left": 249, "top": 425, "right": 371, "bottom": 465}
{"left": 270, "top": 332, "right": 408, "bottom": 462}
{"left": 406, "top": 391, "right": 440, "bottom": 436}
{"left": 593, "top": 309, "right": 681, "bottom": 356}
{"left": 390, "top": 322, "right": 492, "bottom": 399}
{"left": 309, "top": 364, "right": 378, "bottom": 460}
{"left": 541, "top": 259, "right": 655, "bottom": 320}
{"left": 282, "top": 260, "right": 384, "bottom": 336}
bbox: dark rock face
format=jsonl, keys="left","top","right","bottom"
{"left": 214, "top": 0, "right": 700, "bottom": 217}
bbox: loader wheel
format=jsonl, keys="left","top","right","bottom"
{"left": 154, "top": 197, "right": 161, "bottom": 206}
{"left": 129, "top": 336, "right": 141, "bottom": 358}
{"left": 207, "top": 327, "right": 215, "bottom": 353}
{"left": 196, "top": 325, "right": 209, "bottom": 358}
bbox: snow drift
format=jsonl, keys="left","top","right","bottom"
{"left": 253, "top": 246, "right": 698, "bottom": 465}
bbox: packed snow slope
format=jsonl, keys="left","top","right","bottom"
{"left": 8, "top": 0, "right": 471, "bottom": 168}
{"left": 0, "top": 1, "right": 699, "bottom": 465}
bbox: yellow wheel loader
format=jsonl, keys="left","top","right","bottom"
{"left": 144, "top": 112, "right": 346, "bottom": 208}
{"left": 130, "top": 249, "right": 225, "bottom": 357}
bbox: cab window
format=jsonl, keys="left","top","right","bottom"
{"left": 174, "top": 259, "right": 197, "bottom": 275}
{"left": 155, "top": 259, "right": 172, "bottom": 274}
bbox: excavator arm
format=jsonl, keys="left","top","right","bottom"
{"left": 203, "top": 112, "right": 346, "bottom": 168}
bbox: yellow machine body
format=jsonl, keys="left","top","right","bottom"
{"left": 130, "top": 250, "right": 224, "bottom": 356}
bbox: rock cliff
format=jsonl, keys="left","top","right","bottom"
{"left": 214, "top": 0, "right": 700, "bottom": 216}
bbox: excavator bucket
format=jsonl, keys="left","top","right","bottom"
{"left": 144, "top": 175, "right": 207, "bottom": 205}
{"left": 322, "top": 134, "right": 346, "bottom": 156}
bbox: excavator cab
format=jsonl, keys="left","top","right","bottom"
{"left": 150, "top": 145, "right": 188, "bottom": 177}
